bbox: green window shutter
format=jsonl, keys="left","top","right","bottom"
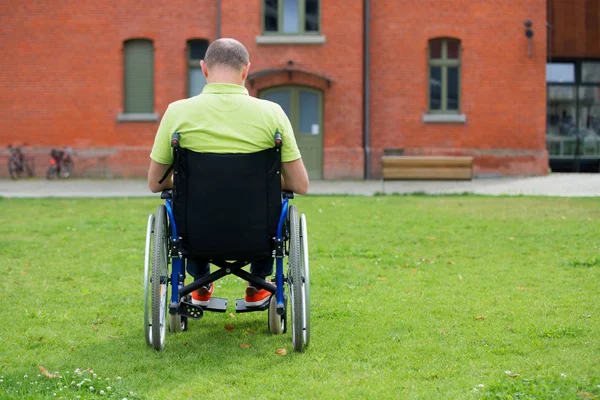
{"left": 124, "top": 39, "right": 154, "bottom": 113}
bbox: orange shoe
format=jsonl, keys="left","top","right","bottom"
{"left": 191, "top": 284, "right": 214, "bottom": 306}
{"left": 245, "top": 284, "right": 272, "bottom": 307}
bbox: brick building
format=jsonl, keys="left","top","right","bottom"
{"left": 0, "top": 0, "right": 575, "bottom": 179}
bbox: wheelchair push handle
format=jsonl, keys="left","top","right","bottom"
{"left": 171, "top": 133, "right": 181, "bottom": 148}
{"left": 274, "top": 131, "right": 282, "bottom": 148}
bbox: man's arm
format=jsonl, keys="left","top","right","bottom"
{"left": 148, "top": 159, "right": 173, "bottom": 193}
{"left": 281, "top": 158, "right": 309, "bottom": 195}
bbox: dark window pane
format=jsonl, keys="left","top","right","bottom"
{"left": 188, "top": 68, "right": 206, "bottom": 97}
{"left": 262, "top": 89, "right": 292, "bottom": 118}
{"left": 429, "top": 67, "right": 441, "bottom": 110}
{"left": 265, "top": 0, "right": 278, "bottom": 32}
{"left": 578, "top": 86, "right": 600, "bottom": 155}
{"left": 305, "top": 0, "right": 319, "bottom": 32}
{"left": 582, "top": 62, "right": 600, "bottom": 83}
{"left": 283, "top": 0, "right": 299, "bottom": 33}
{"left": 447, "top": 39, "right": 460, "bottom": 59}
{"left": 429, "top": 39, "right": 442, "bottom": 59}
{"left": 189, "top": 40, "right": 208, "bottom": 60}
{"left": 299, "top": 90, "right": 319, "bottom": 134}
{"left": 447, "top": 67, "right": 459, "bottom": 110}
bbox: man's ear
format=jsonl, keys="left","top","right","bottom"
{"left": 200, "top": 60, "right": 209, "bottom": 79}
{"left": 241, "top": 62, "right": 251, "bottom": 80}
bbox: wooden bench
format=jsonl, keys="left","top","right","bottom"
{"left": 382, "top": 156, "right": 473, "bottom": 180}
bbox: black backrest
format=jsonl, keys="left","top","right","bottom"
{"left": 172, "top": 147, "right": 282, "bottom": 261}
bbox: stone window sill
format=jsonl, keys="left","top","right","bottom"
{"left": 117, "top": 113, "right": 159, "bottom": 122}
{"left": 422, "top": 114, "right": 467, "bottom": 123}
{"left": 256, "top": 35, "right": 326, "bottom": 45}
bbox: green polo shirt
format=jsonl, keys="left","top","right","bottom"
{"left": 150, "top": 83, "right": 301, "bottom": 165}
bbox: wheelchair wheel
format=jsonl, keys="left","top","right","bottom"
{"left": 151, "top": 205, "right": 169, "bottom": 350}
{"left": 288, "top": 205, "right": 309, "bottom": 352}
{"left": 169, "top": 297, "right": 188, "bottom": 333}
{"left": 300, "top": 212, "right": 311, "bottom": 346}
{"left": 143, "top": 214, "right": 154, "bottom": 347}
{"left": 268, "top": 294, "right": 286, "bottom": 334}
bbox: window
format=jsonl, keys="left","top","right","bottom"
{"left": 428, "top": 38, "right": 461, "bottom": 114}
{"left": 123, "top": 39, "right": 155, "bottom": 115}
{"left": 187, "top": 39, "right": 209, "bottom": 97}
{"left": 263, "top": 0, "right": 320, "bottom": 34}
{"left": 546, "top": 61, "right": 600, "bottom": 171}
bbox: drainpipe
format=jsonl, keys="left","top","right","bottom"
{"left": 216, "top": 0, "right": 221, "bottom": 39}
{"left": 363, "top": 0, "right": 371, "bottom": 179}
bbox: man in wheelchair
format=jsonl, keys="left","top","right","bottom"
{"left": 144, "top": 38, "right": 310, "bottom": 351}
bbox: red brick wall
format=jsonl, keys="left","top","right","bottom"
{"left": 0, "top": 0, "right": 365, "bottom": 179}
{"left": 369, "top": 0, "right": 548, "bottom": 177}
{"left": 0, "top": 0, "right": 547, "bottom": 179}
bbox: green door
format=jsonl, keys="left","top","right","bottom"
{"left": 260, "top": 86, "right": 324, "bottom": 179}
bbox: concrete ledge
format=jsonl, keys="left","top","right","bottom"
{"left": 422, "top": 114, "right": 467, "bottom": 123}
{"left": 256, "top": 35, "right": 326, "bottom": 45}
{"left": 117, "top": 113, "right": 159, "bottom": 122}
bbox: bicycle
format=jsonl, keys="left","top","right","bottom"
{"left": 46, "top": 147, "right": 76, "bottom": 179}
{"left": 7, "top": 144, "right": 35, "bottom": 180}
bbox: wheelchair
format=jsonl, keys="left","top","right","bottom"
{"left": 143, "top": 132, "right": 310, "bottom": 352}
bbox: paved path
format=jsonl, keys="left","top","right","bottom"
{"left": 1, "top": 174, "right": 599, "bottom": 198}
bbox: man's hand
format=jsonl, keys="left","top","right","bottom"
{"left": 148, "top": 159, "right": 173, "bottom": 193}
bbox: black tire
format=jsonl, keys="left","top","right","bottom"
{"left": 300, "top": 213, "right": 311, "bottom": 347}
{"left": 169, "top": 308, "right": 187, "bottom": 333}
{"left": 46, "top": 165, "right": 57, "bottom": 180}
{"left": 8, "top": 159, "right": 20, "bottom": 180}
{"left": 143, "top": 214, "right": 154, "bottom": 347}
{"left": 151, "top": 205, "right": 169, "bottom": 350}
{"left": 288, "top": 205, "right": 307, "bottom": 352}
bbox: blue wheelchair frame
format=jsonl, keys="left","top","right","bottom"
{"left": 164, "top": 195, "right": 290, "bottom": 314}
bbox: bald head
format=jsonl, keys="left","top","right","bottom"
{"left": 204, "top": 38, "right": 250, "bottom": 72}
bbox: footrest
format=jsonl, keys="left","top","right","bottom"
{"left": 235, "top": 298, "right": 270, "bottom": 313}
{"left": 203, "top": 297, "right": 228, "bottom": 313}
{"left": 179, "top": 302, "right": 204, "bottom": 320}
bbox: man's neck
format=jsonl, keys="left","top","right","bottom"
{"left": 207, "top": 73, "right": 244, "bottom": 86}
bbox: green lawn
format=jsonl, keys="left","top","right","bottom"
{"left": 0, "top": 195, "right": 599, "bottom": 399}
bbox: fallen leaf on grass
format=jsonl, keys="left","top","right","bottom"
{"left": 229, "top": 313, "right": 235, "bottom": 319}
{"left": 401, "top": 265, "right": 409, "bottom": 269}
{"left": 447, "top": 261, "right": 455, "bottom": 265}
{"left": 240, "top": 343, "right": 251, "bottom": 349}
{"left": 38, "top": 365, "right": 59, "bottom": 378}
{"left": 377, "top": 277, "right": 387, "bottom": 281}
{"left": 224, "top": 325, "right": 235, "bottom": 332}
{"left": 458, "top": 274, "right": 463, "bottom": 281}
{"left": 475, "top": 315, "right": 487, "bottom": 320}
{"left": 577, "top": 391, "right": 598, "bottom": 399}
{"left": 441, "top": 329, "right": 447, "bottom": 335}
{"left": 506, "top": 373, "right": 521, "bottom": 378}
{"left": 92, "top": 327, "right": 99, "bottom": 332}
{"left": 276, "top": 348, "right": 287, "bottom": 355}
{"left": 428, "top": 236, "right": 435, "bottom": 240}
{"left": 247, "top": 329, "right": 257, "bottom": 335}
